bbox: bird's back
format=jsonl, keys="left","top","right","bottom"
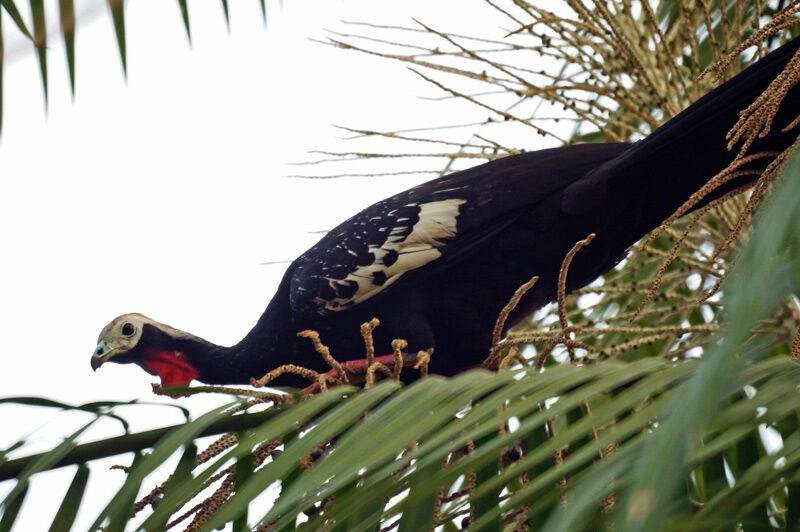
{"left": 282, "top": 142, "right": 633, "bottom": 375}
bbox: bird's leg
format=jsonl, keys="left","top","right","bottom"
{"left": 301, "top": 348, "right": 433, "bottom": 395}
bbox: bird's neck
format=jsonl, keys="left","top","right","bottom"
{"left": 193, "top": 275, "right": 297, "bottom": 385}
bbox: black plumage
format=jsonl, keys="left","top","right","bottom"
{"left": 92, "top": 36, "right": 800, "bottom": 388}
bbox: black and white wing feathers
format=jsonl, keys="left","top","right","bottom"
{"left": 290, "top": 196, "right": 469, "bottom": 314}
{"left": 289, "top": 143, "right": 632, "bottom": 316}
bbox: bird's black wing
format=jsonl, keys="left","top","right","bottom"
{"left": 289, "top": 142, "right": 632, "bottom": 316}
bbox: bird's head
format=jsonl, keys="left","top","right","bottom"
{"left": 91, "top": 313, "right": 207, "bottom": 388}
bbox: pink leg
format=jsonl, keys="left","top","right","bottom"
{"left": 301, "top": 350, "right": 430, "bottom": 395}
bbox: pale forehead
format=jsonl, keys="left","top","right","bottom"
{"left": 97, "top": 313, "right": 208, "bottom": 344}
{"left": 98, "top": 313, "right": 152, "bottom": 340}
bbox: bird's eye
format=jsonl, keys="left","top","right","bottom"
{"left": 121, "top": 323, "right": 136, "bottom": 336}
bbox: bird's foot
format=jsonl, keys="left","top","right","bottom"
{"left": 301, "top": 348, "right": 433, "bottom": 395}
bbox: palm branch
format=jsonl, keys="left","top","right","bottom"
{"left": 0, "top": 0, "right": 267, "bottom": 137}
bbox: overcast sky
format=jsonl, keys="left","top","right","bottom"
{"left": 0, "top": 1, "right": 547, "bottom": 529}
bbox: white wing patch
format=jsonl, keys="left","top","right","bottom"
{"left": 318, "top": 198, "right": 466, "bottom": 311}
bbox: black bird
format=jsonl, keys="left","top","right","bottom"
{"left": 91, "top": 37, "right": 800, "bottom": 388}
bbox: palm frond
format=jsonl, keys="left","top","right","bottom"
{"left": 0, "top": 0, "right": 271, "bottom": 139}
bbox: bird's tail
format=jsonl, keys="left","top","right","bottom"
{"left": 565, "top": 35, "right": 800, "bottom": 239}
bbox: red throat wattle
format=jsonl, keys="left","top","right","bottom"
{"left": 142, "top": 348, "right": 200, "bottom": 387}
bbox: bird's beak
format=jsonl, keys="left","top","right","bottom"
{"left": 90, "top": 352, "right": 105, "bottom": 371}
{"left": 91, "top": 341, "right": 120, "bottom": 371}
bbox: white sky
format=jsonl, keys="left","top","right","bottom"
{"left": 0, "top": 1, "right": 543, "bottom": 529}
